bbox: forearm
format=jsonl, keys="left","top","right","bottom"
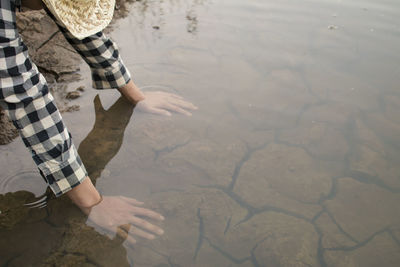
{"left": 66, "top": 177, "right": 102, "bottom": 214}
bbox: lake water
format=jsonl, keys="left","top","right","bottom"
{"left": 1, "top": 0, "right": 400, "bottom": 266}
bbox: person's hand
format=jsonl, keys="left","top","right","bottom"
{"left": 86, "top": 196, "right": 164, "bottom": 246}
{"left": 118, "top": 80, "right": 198, "bottom": 116}
{"left": 136, "top": 91, "right": 198, "bottom": 116}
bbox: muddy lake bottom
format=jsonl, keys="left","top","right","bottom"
{"left": 1, "top": 0, "right": 400, "bottom": 266}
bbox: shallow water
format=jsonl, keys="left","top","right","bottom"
{"left": 1, "top": 0, "right": 400, "bottom": 266}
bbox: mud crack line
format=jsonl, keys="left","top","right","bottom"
{"left": 153, "top": 139, "right": 191, "bottom": 161}
{"left": 193, "top": 208, "right": 204, "bottom": 261}
{"left": 228, "top": 142, "right": 268, "bottom": 191}
{"left": 37, "top": 30, "right": 60, "bottom": 51}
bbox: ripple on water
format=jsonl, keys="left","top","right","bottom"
{"left": 0, "top": 170, "right": 48, "bottom": 200}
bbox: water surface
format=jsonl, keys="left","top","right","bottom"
{"left": 1, "top": 0, "right": 400, "bottom": 266}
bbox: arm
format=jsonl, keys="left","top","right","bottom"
{"left": 38, "top": 12, "right": 194, "bottom": 241}
{"left": 46, "top": 13, "right": 197, "bottom": 116}
{"left": 0, "top": 2, "right": 87, "bottom": 197}
{"left": 1, "top": 4, "right": 163, "bottom": 244}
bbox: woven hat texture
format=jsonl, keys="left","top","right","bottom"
{"left": 42, "top": 0, "right": 115, "bottom": 40}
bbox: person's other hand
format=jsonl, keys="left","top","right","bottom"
{"left": 136, "top": 91, "right": 198, "bottom": 116}
{"left": 86, "top": 196, "right": 164, "bottom": 246}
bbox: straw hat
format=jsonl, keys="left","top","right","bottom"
{"left": 42, "top": 0, "right": 116, "bottom": 40}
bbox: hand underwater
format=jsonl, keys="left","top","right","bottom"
{"left": 118, "top": 80, "right": 198, "bottom": 116}
{"left": 136, "top": 91, "right": 198, "bottom": 116}
{"left": 86, "top": 196, "right": 164, "bottom": 246}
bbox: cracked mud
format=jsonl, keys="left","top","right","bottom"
{"left": 1, "top": 0, "right": 400, "bottom": 266}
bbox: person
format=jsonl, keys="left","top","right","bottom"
{"left": 0, "top": 0, "right": 197, "bottom": 244}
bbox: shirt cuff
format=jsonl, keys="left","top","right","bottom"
{"left": 39, "top": 143, "right": 88, "bottom": 197}
{"left": 91, "top": 58, "right": 131, "bottom": 90}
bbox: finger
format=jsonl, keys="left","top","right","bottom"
{"left": 131, "top": 217, "right": 164, "bottom": 235}
{"left": 163, "top": 103, "right": 192, "bottom": 116}
{"left": 125, "top": 234, "right": 137, "bottom": 247}
{"left": 120, "top": 196, "right": 145, "bottom": 206}
{"left": 130, "top": 225, "right": 157, "bottom": 240}
{"left": 171, "top": 105, "right": 193, "bottom": 116}
{"left": 149, "top": 107, "right": 172, "bottom": 116}
{"left": 119, "top": 224, "right": 132, "bottom": 232}
{"left": 115, "top": 226, "right": 129, "bottom": 241}
{"left": 162, "top": 93, "right": 198, "bottom": 109}
{"left": 116, "top": 225, "right": 137, "bottom": 247}
{"left": 163, "top": 92, "right": 184, "bottom": 100}
{"left": 172, "top": 99, "right": 198, "bottom": 110}
{"left": 131, "top": 207, "right": 165, "bottom": 221}
{"left": 147, "top": 91, "right": 178, "bottom": 99}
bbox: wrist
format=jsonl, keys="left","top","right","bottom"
{"left": 66, "top": 177, "right": 102, "bottom": 214}
{"left": 118, "top": 80, "right": 145, "bottom": 103}
{"left": 79, "top": 194, "right": 103, "bottom": 215}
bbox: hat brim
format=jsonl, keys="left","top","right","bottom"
{"left": 43, "top": 0, "right": 115, "bottom": 40}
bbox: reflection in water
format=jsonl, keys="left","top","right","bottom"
{"left": 78, "top": 95, "right": 134, "bottom": 182}
{"left": 119, "top": 0, "right": 209, "bottom": 41}
{"left": 0, "top": 96, "right": 135, "bottom": 266}
{"left": 186, "top": 11, "right": 198, "bottom": 34}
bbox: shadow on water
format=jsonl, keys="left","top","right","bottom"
{"left": 78, "top": 95, "right": 134, "bottom": 183}
{"left": 0, "top": 95, "right": 135, "bottom": 266}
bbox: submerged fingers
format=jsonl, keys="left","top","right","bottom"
{"left": 130, "top": 217, "right": 164, "bottom": 236}
{"left": 117, "top": 220, "right": 163, "bottom": 241}
{"left": 174, "top": 106, "right": 192, "bottom": 116}
{"left": 150, "top": 107, "right": 172, "bottom": 116}
{"left": 173, "top": 99, "right": 198, "bottom": 110}
{"left": 130, "top": 226, "right": 157, "bottom": 240}
{"left": 117, "top": 224, "right": 159, "bottom": 246}
{"left": 131, "top": 206, "right": 165, "bottom": 221}
{"left": 160, "top": 92, "right": 198, "bottom": 110}
{"left": 116, "top": 226, "right": 128, "bottom": 240}
{"left": 116, "top": 226, "right": 137, "bottom": 247}
{"left": 120, "top": 196, "right": 144, "bottom": 206}
{"left": 165, "top": 95, "right": 198, "bottom": 110}
{"left": 163, "top": 103, "right": 192, "bottom": 116}
{"left": 116, "top": 224, "right": 137, "bottom": 246}
{"left": 165, "top": 92, "right": 185, "bottom": 100}
{"left": 168, "top": 104, "right": 193, "bottom": 116}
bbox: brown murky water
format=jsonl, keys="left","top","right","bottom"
{"left": 1, "top": 0, "right": 400, "bottom": 266}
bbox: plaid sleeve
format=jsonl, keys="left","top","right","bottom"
{"left": 0, "top": 0, "right": 88, "bottom": 196}
{"left": 47, "top": 10, "right": 131, "bottom": 90}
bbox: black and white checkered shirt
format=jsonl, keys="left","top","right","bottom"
{"left": 0, "top": 0, "right": 131, "bottom": 196}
